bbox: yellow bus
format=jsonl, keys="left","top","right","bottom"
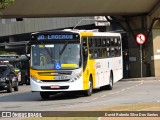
{"left": 30, "top": 29, "right": 123, "bottom": 99}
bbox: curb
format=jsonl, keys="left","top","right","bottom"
{"left": 121, "top": 77, "right": 160, "bottom": 81}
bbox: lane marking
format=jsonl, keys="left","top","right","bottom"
{"left": 108, "top": 80, "right": 144, "bottom": 95}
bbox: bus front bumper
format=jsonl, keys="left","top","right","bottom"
{"left": 30, "top": 77, "right": 83, "bottom": 92}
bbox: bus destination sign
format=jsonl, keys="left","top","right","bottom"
{"left": 37, "top": 34, "right": 78, "bottom": 40}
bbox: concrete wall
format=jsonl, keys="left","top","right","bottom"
{"left": 0, "top": 17, "right": 93, "bottom": 36}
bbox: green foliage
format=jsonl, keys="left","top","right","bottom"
{"left": 0, "top": 0, "right": 14, "bottom": 9}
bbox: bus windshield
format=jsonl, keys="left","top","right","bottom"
{"left": 31, "top": 42, "right": 81, "bottom": 70}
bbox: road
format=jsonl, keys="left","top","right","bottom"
{"left": 0, "top": 78, "right": 160, "bottom": 112}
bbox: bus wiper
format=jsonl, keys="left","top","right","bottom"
{"left": 59, "top": 41, "right": 68, "bottom": 56}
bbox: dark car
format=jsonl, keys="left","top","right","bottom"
{"left": 0, "top": 64, "right": 19, "bottom": 93}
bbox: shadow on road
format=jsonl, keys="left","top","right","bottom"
{"left": 0, "top": 88, "right": 104, "bottom": 102}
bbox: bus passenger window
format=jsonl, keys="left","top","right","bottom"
{"left": 118, "top": 47, "right": 121, "bottom": 56}
{"left": 98, "top": 49, "right": 102, "bottom": 58}
{"left": 94, "top": 51, "right": 98, "bottom": 58}
{"left": 106, "top": 48, "right": 110, "bottom": 57}
{"left": 97, "top": 38, "right": 101, "bottom": 47}
{"left": 118, "top": 38, "right": 121, "bottom": 46}
{"left": 111, "top": 47, "right": 115, "bottom": 56}
{"left": 107, "top": 39, "right": 110, "bottom": 47}
{"left": 88, "top": 38, "right": 92, "bottom": 47}
{"left": 115, "top": 38, "right": 118, "bottom": 46}
{"left": 89, "top": 49, "right": 94, "bottom": 59}
{"left": 115, "top": 47, "right": 119, "bottom": 56}
{"left": 102, "top": 38, "right": 106, "bottom": 47}
{"left": 111, "top": 38, "right": 114, "bottom": 46}
{"left": 102, "top": 48, "right": 106, "bottom": 57}
{"left": 91, "top": 38, "right": 96, "bottom": 47}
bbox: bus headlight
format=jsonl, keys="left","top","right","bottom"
{"left": 31, "top": 76, "right": 43, "bottom": 83}
{"left": 70, "top": 74, "right": 82, "bottom": 82}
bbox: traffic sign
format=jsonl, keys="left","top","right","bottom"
{"left": 136, "top": 33, "right": 146, "bottom": 45}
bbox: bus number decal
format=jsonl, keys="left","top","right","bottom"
{"left": 58, "top": 76, "right": 67, "bottom": 80}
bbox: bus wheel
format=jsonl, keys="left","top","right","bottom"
{"left": 106, "top": 72, "right": 113, "bottom": 90}
{"left": 84, "top": 77, "right": 93, "bottom": 96}
{"left": 40, "top": 92, "right": 50, "bottom": 99}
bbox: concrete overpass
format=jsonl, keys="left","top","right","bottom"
{"left": 0, "top": 0, "right": 160, "bottom": 77}
{"left": 0, "top": 0, "right": 159, "bottom": 18}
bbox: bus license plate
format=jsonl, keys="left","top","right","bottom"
{"left": 51, "top": 85, "right": 60, "bottom": 88}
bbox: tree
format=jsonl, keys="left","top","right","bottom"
{"left": 0, "top": 0, "right": 14, "bottom": 10}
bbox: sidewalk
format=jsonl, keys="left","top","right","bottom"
{"left": 121, "top": 77, "right": 160, "bottom": 81}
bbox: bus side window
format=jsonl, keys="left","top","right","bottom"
{"left": 118, "top": 38, "right": 121, "bottom": 56}
{"left": 102, "top": 38, "right": 106, "bottom": 47}
{"left": 107, "top": 47, "right": 110, "bottom": 57}
{"left": 115, "top": 47, "right": 119, "bottom": 56}
{"left": 94, "top": 50, "right": 98, "bottom": 58}
{"left": 115, "top": 38, "right": 118, "bottom": 46}
{"left": 107, "top": 38, "right": 110, "bottom": 47}
{"left": 97, "top": 38, "right": 101, "bottom": 47}
{"left": 111, "top": 47, "right": 115, "bottom": 57}
{"left": 111, "top": 38, "right": 114, "bottom": 46}
{"left": 114, "top": 38, "right": 119, "bottom": 56}
{"left": 102, "top": 48, "right": 106, "bottom": 57}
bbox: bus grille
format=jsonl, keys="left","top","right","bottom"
{"left": 41, "top": 79, "right": 70, "bottom": 82}
{"left": 41, "top": 86, "right": 69, "bottom": 90}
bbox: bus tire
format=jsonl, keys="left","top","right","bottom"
{"left": 84, "top": 77, "right": 93, "bottom": 96}
{"left": 106, "top": 72, "right": 113, "bottom": 90}
{"left": 40, "top": 92, "right": 50, "bottom": 99}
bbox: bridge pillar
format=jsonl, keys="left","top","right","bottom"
{"left": 124, "top": 16, "right": 160, "bottom": 77}
{"left": 152, "top": 21, "right": 160, "bottom": 76}
{"left": 115, "top": 15, "right": 160, "bottom": 77}
{"left": 126, "top": 16, "right": 154, "bottom": 78}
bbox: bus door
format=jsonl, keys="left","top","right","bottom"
{"left": 82, "top": 38, "right": 90, "bottom": 89}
